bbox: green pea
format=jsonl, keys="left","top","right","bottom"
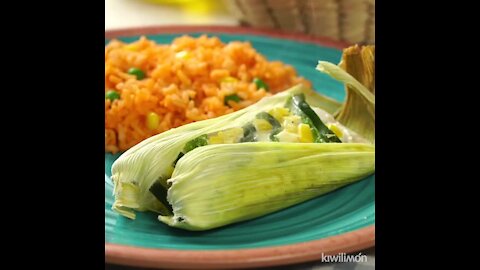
{"left": 224, "top": 94, "right": 242, "bottom": 106}
{"left": 105, "top": 90, "right": 120, "bottom": 101}
{"left": 128, "top": 67, "right": 145, "bottom": 80}
{"left": 253, "top": 77, "right": 269, "bottom": 91}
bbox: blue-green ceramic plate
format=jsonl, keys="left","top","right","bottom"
{"left": 105, "top": 26, "right": 374, "bottom": 269}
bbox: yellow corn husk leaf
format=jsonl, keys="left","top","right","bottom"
{"left": 111, "top": 84, "right": 333, "bottom": 218}
{"left": 160, "top": 142, "right": 375, "bottom": 231}
{"left": 316, "top": 45, "right": 375, "bottom": 143}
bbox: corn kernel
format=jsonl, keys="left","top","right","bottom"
{"left": 268, "top": 107, "right": 290, "bottom": 122}
{"left": 147, "top": 112, "right": 160, "bottom": 130}
{"left": 175, "top": 51, "right": 189, "bottom": 59}
{"left": 221, "top": 76, "right": 238, "bottom": 83}
{"left": 298, "top": 124, "right": 314, "bottom": 143}
{"left": 275, "top": 130, "right": 300, "bottom": 142}
{"left": 253, "top": 119, "right": 272, "bottom": 131}
{"left": 327, "top": 124, "right": 343, "bottom": 138}
{"left": 208, "top": 135, "right": 223, "bottom": 144}
{"left": 124, "top": 44, "right": 138, "bottom": 51}
{"left": 283, "top": 115, "right": 301, "bottom": 133}
{"left": 217, "top": 127, "right": 243, "bottom": 143}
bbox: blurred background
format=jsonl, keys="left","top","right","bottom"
{"left": 106, "top": 0, "right": 375, "bottom": 44}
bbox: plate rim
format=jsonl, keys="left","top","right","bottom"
{"left": 105, "top": 25, "right": 373, "bottom": 269}
{"left": 106, "top": 226, "right": 375, "bottom": 269}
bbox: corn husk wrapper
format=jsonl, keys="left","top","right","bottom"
{"left": 162, "top": 142, "right": 374, "bottom": 230}
{"left": 111, "top": 84, "right": 344, "bottom": 220}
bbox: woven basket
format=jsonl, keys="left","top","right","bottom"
{"left": 224, "top": 0, "right": 375, "bottom": 44}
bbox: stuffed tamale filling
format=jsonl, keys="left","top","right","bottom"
{"left": 149, "top": 94, "right": 368, "bottom": 218}
{"left": 174, "top": 94, "right": 345, "bottom": 159}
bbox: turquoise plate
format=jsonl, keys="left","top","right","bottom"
{"left": 105, "top": 26, "right": 374, "bottom": 269}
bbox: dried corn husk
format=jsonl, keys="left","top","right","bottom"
{"left": 317, "top": 45, "right": 375, "bottom": 143}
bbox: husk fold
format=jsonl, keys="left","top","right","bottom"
{"left": 317, "top": 45, "right": 375, "bottom": 143}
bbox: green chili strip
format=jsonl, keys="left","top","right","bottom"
{"left": 224, "top": 94, "right": 242, "bottom": 106}
{"left": 173, "top": 152, "right": 184, "bottom": 167}
{"left": 286, "top": 94, "right": 341, "bottom": 143}
{"left": 240, "top": 123, "right": 257, "bottom": 142}
{"left": 256, "top": 112, "right": 282, "bottom": 141}
{"left": 253, "top": 77, "right": 269, "bottom": 91}
{"left": 149, "top": 178, "right": 173, "bottom": 215}
{"left": 183, "top": 135, "right": 209, "bottom": 153}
